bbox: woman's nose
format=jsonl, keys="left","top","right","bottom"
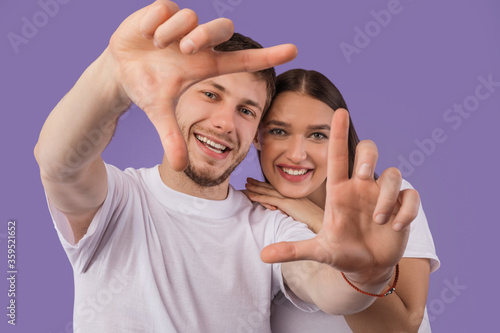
{"left": 286, "top": 136, "right": 307, "bottom": 163}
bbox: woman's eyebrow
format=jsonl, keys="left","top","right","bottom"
{"left": 264, "top": 120, "right": 289, "bottom": 127}
{"left": 307, "top": 124, "right": 331, "bottom": 131}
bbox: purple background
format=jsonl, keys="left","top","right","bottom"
{"left": 1, "top": 0, "right": 499, "bottom": 332}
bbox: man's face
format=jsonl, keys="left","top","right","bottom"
{"left": 176, "top": 72, "right": 267, "bottom": 187}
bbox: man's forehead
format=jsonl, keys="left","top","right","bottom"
{"left": 198, "top": 73, "right": 267, "bottom": 109}
{"left": 198, "top": 72, "right": 264, "bottom": 89}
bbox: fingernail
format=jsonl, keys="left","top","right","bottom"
{"left": 153, "top": 39, "right": 160, "bottom": 48}
{"left": 393, "top": 223, "right": 404, "bottom": 231}
{"left": 181, "top": 38, "right": 195, "bottom": 54}
{"left": 374, "top": 214, "right": 387, "bottom": 224}
{"left": 358, "top": 163, "right": 372, "bottom": 178}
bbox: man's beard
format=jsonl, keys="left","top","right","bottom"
{"left": 183, "top": 151, "right": 247, "bottom": 187}
{"left": 182, "top": 124, "right": 249, "bottom": 187}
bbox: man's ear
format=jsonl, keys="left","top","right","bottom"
{"left": 253, "top": 133, "right": 261, "bottom": 151}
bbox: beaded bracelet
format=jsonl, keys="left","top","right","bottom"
{"left": 341, "top": 264, "right": 400, "bottom": 298}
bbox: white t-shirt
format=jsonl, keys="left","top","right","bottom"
{"left": 270, "top": 179, "right": 441, "bottom": 333}
{"left": 47, "top": 164, "right": 317, "bottom": 333}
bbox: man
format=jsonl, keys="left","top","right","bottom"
{"left": 35, "top": 1, "right": 420, "bottom": 331}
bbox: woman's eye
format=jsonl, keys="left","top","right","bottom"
{"left": 204, "top": 91, "right": 216, "bottom": 99}
{"left": 311, "top": 132, "right": 327, "bottom": 140}
{"left": 270, "top": 128, "right": 286, "bottom": 136}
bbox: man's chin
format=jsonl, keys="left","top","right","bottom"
{"left": 183, "top": 165, "right": 232, "bottom": 187}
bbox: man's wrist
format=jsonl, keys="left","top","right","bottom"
{"left": 85, "top": 48, "right": 132, "bottom": 113}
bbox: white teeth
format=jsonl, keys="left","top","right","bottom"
{"left": 281, "top": 167, "right": 308, "bottom": 176}
{"left": 196, "top": 134, "right": 227, "bottom": 151}
{"left": 206, "top": 146, "right": 223, "bottom": 154}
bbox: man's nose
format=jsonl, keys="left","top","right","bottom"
{"left": 211, "top": 104, "right": 236, "bottom": 134}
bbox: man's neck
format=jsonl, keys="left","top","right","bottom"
{"left": 158, "top": 157, "right": 230, "bottom": 200}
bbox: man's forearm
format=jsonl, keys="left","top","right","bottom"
{"left": 35, "top": 49, "right": 130, "bottom": 180}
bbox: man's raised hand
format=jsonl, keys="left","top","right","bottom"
{"left": 107, "top": 0, "right": 297, "bottom": 171}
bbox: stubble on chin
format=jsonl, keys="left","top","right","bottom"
{"left": 180, "top": 123, "right": 249, "bottom": 187}
{"left": 183, "top": 151, "right": 247, "bottom": 187}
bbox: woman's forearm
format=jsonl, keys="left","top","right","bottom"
{"left": 344, "top": 258, "right": 431, "bottom": 333}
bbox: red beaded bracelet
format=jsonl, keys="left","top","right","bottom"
{"left": 341, "top": 263, "right": 400, "bottom": 298}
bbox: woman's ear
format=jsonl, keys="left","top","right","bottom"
{"left": 253, "top": 132, "right": 261, "bottom": 151}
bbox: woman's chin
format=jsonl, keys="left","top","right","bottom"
{"left": 273, "top": 183, "right": 313, "bottom": 199}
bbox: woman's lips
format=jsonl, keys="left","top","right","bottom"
{"left": 276, "top": 165, "right": 313, "bottom": 182}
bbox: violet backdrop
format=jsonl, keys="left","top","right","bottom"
{"left": 1, "top": 0, "right": 499, "bottom": 332}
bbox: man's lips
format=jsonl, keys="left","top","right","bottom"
{"left": 194, "top": 133, "right": 232, "bottom": 159}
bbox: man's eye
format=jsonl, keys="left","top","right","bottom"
{"left": 240, "top": 108, "right": 254, "bottom": 117}
{"left": 270, "top": 128, "right": 286, "bottom": 136}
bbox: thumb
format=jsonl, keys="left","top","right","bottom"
{"left": 261, "top": 238, "right": 326, "bottom": 264}
{"left": 147, "top": 103, "right": 189, "bottom": 171}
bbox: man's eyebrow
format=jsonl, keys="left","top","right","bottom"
{"left": 206, "top": 80, "right": 263, "bottom": 112}
{"left": 242, "top": 98, "right": 263, "bottom": 112}
{"left": 207, "top": 80, "right": 226, "bottom": 93}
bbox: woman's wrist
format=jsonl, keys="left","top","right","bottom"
{"left": 342, "top": 264, "right": 399, "bottom": 298}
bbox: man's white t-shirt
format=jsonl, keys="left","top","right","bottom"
{"left": 47, "top": 164, "right": 317, "bottom": 333}
{"left": 270, "top": 179, "right": 441, "bottom": 333}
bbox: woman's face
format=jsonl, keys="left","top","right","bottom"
{"left": 256, "top": 91, "right": 333, "bottom": 199}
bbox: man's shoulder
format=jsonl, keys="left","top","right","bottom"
{"left": 104, "top": 163, "right": 158, "bottom": 183}
{"left": 232, "top": 188, "right": 281, "bottom": 216}
{"left": 231, "top": 188, "right": 305, "bottom": 227}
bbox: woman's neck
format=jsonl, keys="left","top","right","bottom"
{"left": 307, "top": 181, "right": 327, "bottom": 209}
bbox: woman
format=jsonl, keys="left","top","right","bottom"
{"left": 245, "top": 69, "right": 440, "bottom": 332}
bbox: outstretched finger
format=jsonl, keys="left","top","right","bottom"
{"left": 373, "top": 167, "right": 402, "bottom": 224}
{"left": 214, "top": 44, "right": 298, "bottom": 76}
{"left": 392, "top": 188, "right": 420, "bottom": 231}
{"left": 245, "top": 182, "right": 284, "bottom": 198}
{"left": 326, "top": 108, "right": 350, "bottom": 185}
{"left": 140, "top": 1, "right": 180, "bottom": 39}
{"left": 153, "top": 8, "right": 199, "bottom": 49}
{"left": 179, "top": 18, "right": 235, "bottom": 54}
{"left": 246, "top": 177, "right": 275, "bottom": 190}
{"left": 146, "top": 103, "right": 188, "bottom": 171}
{"left": 262, "top": 203, "right": 278, "bottom": 211}
{"left": 352, "top": 140, "right": 378, "bottom": 181}
{"left": 246, "top": 192, "right": 284, "bottom": 209}
{"left": 261, "top": 238, "right": 325, "bottom": 264}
